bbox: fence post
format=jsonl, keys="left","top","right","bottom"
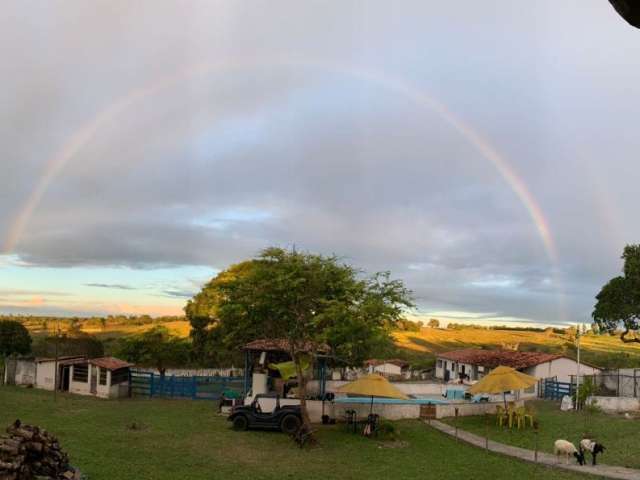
{"left": 484, "top": 413, "right": 489, "bottom": 452}
{"left": 150, "top": 373, "right": 155, "bottom": 398}
{"left": 454, "top": 408, "right": 459, "bottom": 441}
{"left": 534, "top": 420, "right": 539, "bottom": 463}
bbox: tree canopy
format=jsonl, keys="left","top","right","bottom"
{"left": 0, "top": 320, "right": 32, "bottom": 357}
{"left": 593, "top": 244, "right": 640, "bottom": 343}
{"left": 116, "top": 326, "right": 190, "bottom": 376}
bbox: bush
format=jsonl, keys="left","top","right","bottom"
{"left": 377, "top": 420, "right": 399, "bottom": 441}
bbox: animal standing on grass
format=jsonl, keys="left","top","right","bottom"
{"left": 553, "top": 440, "right": 585, "bottom": 465}
{"left": 580, "top": 439, "right": 606, "bottom": 466}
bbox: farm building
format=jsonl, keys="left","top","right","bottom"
{"left": 68, "top": 357, "right": 133, "bottom": 399}
{"left": 435, "top": 349, "right": 601, "bottom": 386}
{"left": 364, "top": 359, "right": 410, "bottom": 379}
{"left": 3, "top": 356, "right": 132, "bottom": 399}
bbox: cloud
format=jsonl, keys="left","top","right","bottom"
{"left": 1, "top": 1, "right": 639, "bottom": 324}
{"left": 84, "top": 283, "right": 138, "bottom": 290}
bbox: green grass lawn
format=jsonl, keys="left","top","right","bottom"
{"left": 443, "top": 400, "right": 640, "bottom": 469}
{"left": 0, "top": 388, "right": 598, "bottom": 480}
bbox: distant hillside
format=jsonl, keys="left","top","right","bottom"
{"left": 394, "top": 327, "right": 640, "bottom": 369}
{"left": 4, "top": 315, "right": 191, "bottom": 340}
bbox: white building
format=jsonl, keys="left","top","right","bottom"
{"left": 435, "top": 349, "right": 601, "bottom": 395}
{"left": 364, "top": 359, "right": 410, "bottom": 379}
{"left": 4, "top": 356, "right": 132, "bottom": 399}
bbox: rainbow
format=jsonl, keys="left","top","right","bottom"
{"left": 3, "top": 57, "right": 565, "bottom": 320}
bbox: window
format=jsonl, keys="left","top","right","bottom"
{"left": 99, "top": 368, "right": 107, "bottom": 386}
{"left": 436, "top": 360, "right": 443, "bottom": 368}
{"left": 73, "top": 364, "right": 88, "bottom": 383}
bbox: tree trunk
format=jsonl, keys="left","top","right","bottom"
{"left": 293, "top": 353, "right": 312, "bottom": 429}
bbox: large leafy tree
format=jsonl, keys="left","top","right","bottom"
{"left": 187, "top": 247, "right": 414, "bottom": 426}
{"left": 0, "top": 320, "right": 32, "bottom": 357}
{"left": 593, "top": 245, "right": 640, "bottom": 343}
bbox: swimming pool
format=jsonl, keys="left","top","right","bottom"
{"left": 334, "top": 396, "right": 449, "bottom": 405}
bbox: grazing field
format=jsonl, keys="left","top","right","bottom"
{"left": 443, "top": 400, "right": 640, "bottom": 470}
{"left": 0, "top": 387, "right": 592, "bottom": 480}
{"left": 395, "top": 327, "right": 640, "bottom": 368}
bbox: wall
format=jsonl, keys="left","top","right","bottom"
{"left": 14, "top": 360, "right": 36, "bottom": 386}
{"left": 135, "top": 367, "right": 242, "bottom": 377}
{"left": 307, "top": 380, "right": 446, "bottom": 397}
{"left": 35, "top": 361, "right": 56, "bottom": 391}
{"left": 371, "top": 364, "right": 402, "bottom": 377}
{"left": 435, "top": 400, "right": 524, "bottom": 419}
{"left": 529, "top": 358, "right": 600, "bottom": 383}
{"left": 250, "top": 395, "right": 525, "bottom": 423}
{"left": 69, "top": 364, "right": 92, "bottom": 396}
{"left": 588, "top": 396, "right": 640, "bottom": 413}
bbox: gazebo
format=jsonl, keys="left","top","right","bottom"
{"left": 242, "top": 339, "right": 330, "bottom": 399}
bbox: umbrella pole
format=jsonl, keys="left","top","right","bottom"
{"left": 370, "top": 395, "right": 374, "bottom": 415}
{"left": 503, "top": 392, "right": 508, "bottom": 410}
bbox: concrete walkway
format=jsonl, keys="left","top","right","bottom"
{"left": 427, "top": 420, "right": 640, "bottom": 480}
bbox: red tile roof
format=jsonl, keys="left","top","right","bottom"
{"left": 243, "top": 339, "right": 329, "bottom": 353}
{"left": 89, "top": 357, "right": 133, "bottom": 371}
{"left": 437, "top": 349, "right": 563, "bottom": 369}
{"left": 364, "top": 359, "right": 410, "bottom": 368}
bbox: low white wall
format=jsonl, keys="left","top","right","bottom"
{"left": 435, "top": 400, "right": 524, "bottom": 419}
{"left": 589, "top": 396, "right": 640, "bottom": 413}
{"left": 333, "top": 403, "right": 420, "bottom": 420}
{"left": 35, "top": 362, "right": 56, "bottom": 391}
{"left": 307, "top": 380, "right": 446, "bottom": 397}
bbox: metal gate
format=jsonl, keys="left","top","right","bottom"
{"left": 542, "top": 378, "right": 574, "bottom": 400}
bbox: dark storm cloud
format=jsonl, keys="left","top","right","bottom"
{"left": 2, "top": 1, "right": 639, "bottom": 324}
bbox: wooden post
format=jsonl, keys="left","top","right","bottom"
{"left": 454, "top": 408, "right": 459, "bottom": 441}
{"left": 484, "top": 413, "right": 489, "bottom": 452}
{"left": 534, "top": 420, "right": 539, "bottom": 463}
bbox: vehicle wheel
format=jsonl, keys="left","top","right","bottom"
{"left": 232, "top": 415, "right": 249, "bottom": 431}
{"left": 280, "top": 414, "right": 301, "bottom": 434}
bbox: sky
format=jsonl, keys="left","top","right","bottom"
{"left": 1, "top": 1, "right": 639, "bottom": 326}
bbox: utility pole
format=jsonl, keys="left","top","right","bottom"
{"left": 575, "top": 323, "right": 581, "bottom": 410}
{"left": 53, "top": 318, "right": 59, "bottom": 402}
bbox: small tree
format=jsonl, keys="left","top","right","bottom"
{"left": 593, "top": 245, "right": 640, "bottom": 343}
{"left": 117, "top": 327, "right": 190, "bottom": 376}
{"left": 0, "top": 321, "right": 32, "bottom": 357}
{"left": 427, "top": 318, "right": 440, "bottom": 329}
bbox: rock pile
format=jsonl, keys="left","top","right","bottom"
{"left": 0, "top": 420, "right": 81, "bottom": 480}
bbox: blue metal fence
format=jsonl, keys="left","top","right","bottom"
{"left": 543, "top": 378, "right": 574, "bottom": 400}
{"left": 129, "top": 371, "right": 243, "bottom": 400}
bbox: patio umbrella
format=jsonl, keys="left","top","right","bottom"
{"left": 467, "top": 365, "right": 537, "bottom": 409}
{"left": 336, "top": 374, "right": 409, "bottom": 414}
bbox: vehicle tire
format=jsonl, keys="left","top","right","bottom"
{"left": 280, "top": 414, "right": 301, "bottom": 434}
{"left": 232, "top": 415, "right": 249, "bottom": 431}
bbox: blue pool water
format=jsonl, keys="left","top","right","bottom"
{"left": 334, "top": 396, "right": 449, "bottom": 405}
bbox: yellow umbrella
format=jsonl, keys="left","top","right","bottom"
{"left": 337, "top": 374, "right": 409, "bottom": 413}
{"left": 468, "top": 365, "right": 537, "bottom": 408}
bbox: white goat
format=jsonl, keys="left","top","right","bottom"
{"left": 554, "top": 439, "right": 585, "bottom": 465}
